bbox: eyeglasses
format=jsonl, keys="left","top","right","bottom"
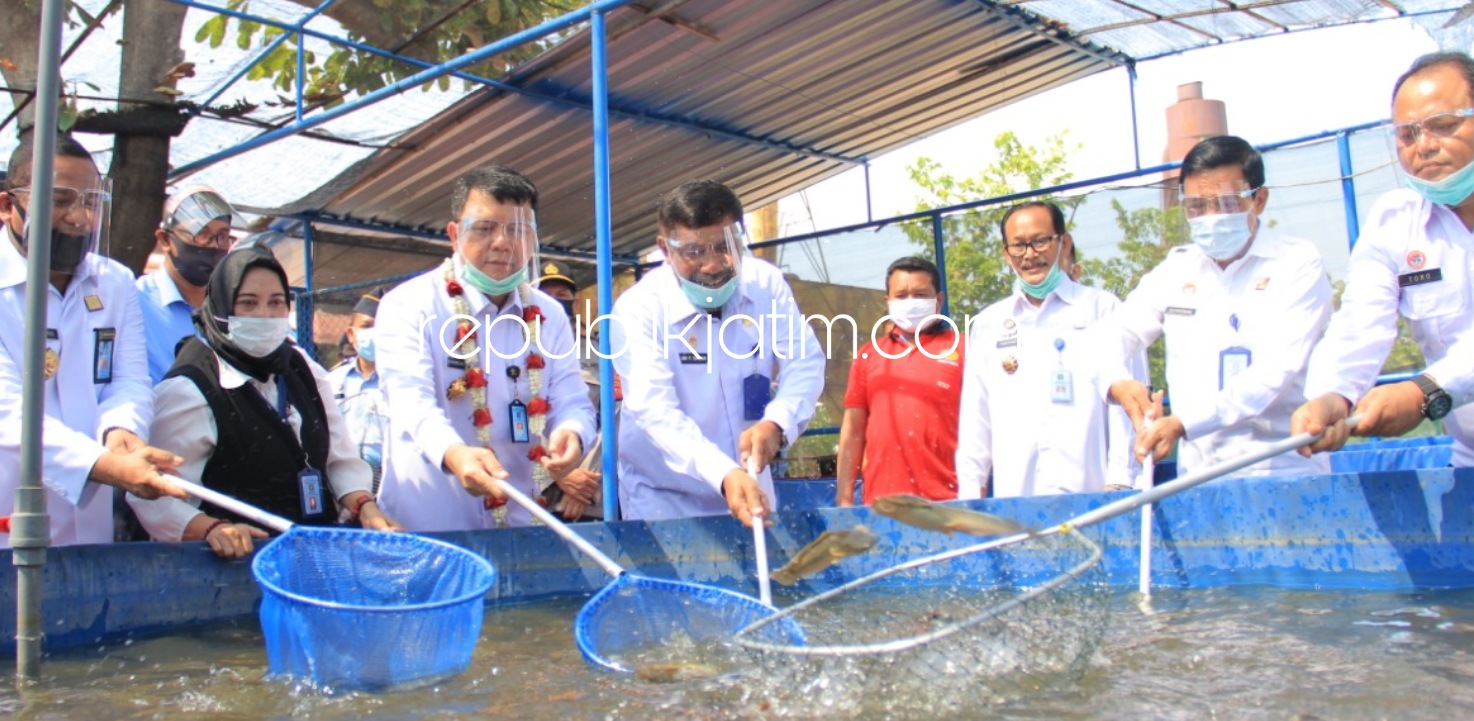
{"left": 1003, "top": 234, "right": 1061, "bottom": 257}
{"left": 175, "top": 228, "right": 233, "bottom": 249}
{"left": 1180, "top": 188, "right": 1259, "bottom": 218}
{"left": 10, "top": 186, "right": 108, "bottom": 216}
{"left": 459, "top": 217, "right": 536, "bottom": 243}
{"left": 665, "top": 237, "right": 732, "bottom": 262}
{"left": 1392, "top": 108, "right": 1474, "bottom": 147}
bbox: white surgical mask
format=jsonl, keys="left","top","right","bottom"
{"left": 888, "top": 297, "right": 939, "bottom": 333}
{"left": 227, "top": 316, "right": 291, "bottom": 357}
{"left": 1188, "top": 212, "right": 1253, "bottom": 261}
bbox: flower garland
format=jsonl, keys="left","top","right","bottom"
{"left": 443, "top": 259, "right": 553, "bottom": 527}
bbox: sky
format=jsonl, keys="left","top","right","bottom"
{"left": 775, "top": 18, "right": 1444, "bottom": 237}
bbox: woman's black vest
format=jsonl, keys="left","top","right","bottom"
{"left": 165, "top": 338, "right": 335, "bottom": 526}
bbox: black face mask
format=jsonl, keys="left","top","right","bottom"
{"left": 7, "top": 200, "right": 89, "bottom": 274}
{"left": 556, "top": 298, "right": 576, "bottom": 319}
{"left": 171, "top": 239, "right": 228, "bottom": 287}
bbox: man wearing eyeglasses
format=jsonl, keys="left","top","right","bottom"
{"left": 1105, "top": 135, "right": 1333, "bottom": 478}
{"left": 0, "top": 134, "right": 189, "bottom": 547}
{"left": 956, "top": 201, "right": 1145, "bottom": 499}
{"left": 136, "top": 186, "right": 236, "bottom": 384}
{"left": 609, "top": 180, "right": 824, "bottom": 527}
{"left": 374, "top": 164, "right": 595, "bottom": 530}
{"left": 1294, "top": 52, "right": 1474, "bottom": 462}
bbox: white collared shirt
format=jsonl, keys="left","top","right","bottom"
{"left": 328, "top": 360, "right": 386, "bottom": 463}
{"left": 0, "top": 242, "right": 151, "bottom": 547}
{"left": 128, "top": 345, "right": 373, "bottom": 541}
{"left": 375, "top": 266, "right": 595, "bottom": 531}
{"left": 609, "top": 258, "right": 825, "bottom": 520}
{"left": 1097, "top": 227, "right": 1333, "bottom": 478}
{"left": 1305, "top": 189, "right": 1474, "bottom": 466}
{"left": 956, "top": 279, "right": 1144, "bottom": 499}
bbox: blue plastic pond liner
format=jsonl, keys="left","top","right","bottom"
{"left": 573, "top": 572, "right": 806, "bottom": 673}
{"left": 252, "top": 526, "right": 496, "bottom": 690}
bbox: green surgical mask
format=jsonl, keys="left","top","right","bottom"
{"left": 459, "top": 254, "right": 526, "bottom": 296}
{"left": 1015, "top": 258, "right": 1066, "bottom": 300}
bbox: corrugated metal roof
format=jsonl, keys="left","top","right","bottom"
{"left": 281, "top": 0, "right": 1124, "bottom": 261}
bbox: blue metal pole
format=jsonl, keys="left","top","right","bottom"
{"left": 195, "top": 0, "right": 341, "bottom": 113}
{"left": 295, "top": 27, "right": 306, "bottom": 123}
{"left": 1127, "top": 61, "right": 1141, "bottom": 171}
{"left": 931, "top": 213, "right": 950, "bottom": 317}
{"left": 864, "top": 162, "right": 874, "bottom": 224}
{"left": 590, "top": 10, "right": 618, "bottom": 521}
{"left": 298, "top": 223, "right": 317, "bottom": 359}
{"left": 1337, "top": 131, "right": 1362, "bottom": 250}
{"left": 167, "top": 0, "right": 647, "bottom": 177}
{"left": 15, "top": 0, "right": 66, "bottom": 679}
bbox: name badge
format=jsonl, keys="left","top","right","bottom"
{"left": 298, "top": 468, "right": 326, "bottom": 518}
{"left": 509, "top": 400, "right": 530, "bottom": 443}
{"left": 996, "top": 338, "right": 1018, "bottom": 348}
{"left": 447, "top": 355, "right": 467, "bottom": 370}
{"left": 678, "top": 352, "right": 706, "bottom": 365}
{"left": 1165, "top": 306, "right": 1196, "bottom": 317}
{"left": 1398, "top": 268, "right": 1443, "bottom": 288}
{"left": 743, "top": 373, "right": 772, "bottom": 421}
{"left": 1050, "top": 369, "right": 1073, "bottom": 404}
{"left": 93, "top": 327, "right": 116, "bottom": 384}
{"left": 1219, "top": 346, "right": 1252, "bottom": 390}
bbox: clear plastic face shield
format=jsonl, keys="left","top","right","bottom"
{"left": 454, "top": 205, "right": 540, "bottom": 294}
{"left": 162, "top": 187, "right": 235, "bottom": 247}
{"left": 662, "top": 222, "right": 747, "bottom": 309}
{"left": 7, "top": 177, "right": 113, "bottom": 273}
{"left": 1383, "top": 108, "right": 1474, "bottom": 204}
{"left": 1178, "top": 181, "right": 1260, "bottom": 261}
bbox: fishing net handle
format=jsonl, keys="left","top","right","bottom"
{"left": 174, "top": 478, "right": 293, "bottom": 533}
{"left": 498, "top": 481, "right": 626, "bottom": 578}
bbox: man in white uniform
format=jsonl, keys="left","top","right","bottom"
{"left": 1105, "top": 135, "right": 1333, "bottom": 478}
{"left": 328, "top": 288, "right": 389, "bottom": 492}
{"left": 376, "top": 165, "right": 595, "bottom": 530}
{"left": 1294, "top": 52, "right": 1474, "bottom": 461}
{"left": 957, "top": 200, "right": 1144, "bottom": 498}
{"left": 0, "top": 134, "right": 186, "bottom": 547}
{"left": 610, "top": 180, "right": 824, "bottom": 527}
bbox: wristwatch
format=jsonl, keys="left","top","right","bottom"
{"left": 1413, "top": 374, "right": 1453, "bottom": 421}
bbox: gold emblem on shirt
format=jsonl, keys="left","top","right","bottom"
{"left": 83, "top": 295, "right": 104, "bottom": 312}
{"left": 1001, "top": 355, "right": 1018, "bottom": 374}
{"left": 1255, "top": 276, "right": 1271, "bottom": 290}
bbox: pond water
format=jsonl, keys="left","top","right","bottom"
{"left": 3, "top": 585, "right": 1473, "bottom": 720}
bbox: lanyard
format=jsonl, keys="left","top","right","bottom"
{"left": 275, "top": 375, "right": 290, "bottom": 421}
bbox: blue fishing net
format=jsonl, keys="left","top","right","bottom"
{"left": 252, "top": 526, "right": 496, "bottom": 690}
{"left": 574, "top": 572, "right": 805, "bottom": 673}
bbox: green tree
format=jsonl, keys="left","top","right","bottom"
{"left": 901, "top": 131, "right": 1082, "bottom": 317}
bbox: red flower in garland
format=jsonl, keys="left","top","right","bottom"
{"left": 472, "top": 408, "right": 493, "bottom": 427}
{"left": 527, "top": 444, "right": 547, "bottom": 462}
{"left": 455, "top": 321, "right": 475, "bottom": 343}
{"left": 465, "top": 367, "right": 487, "bottom": 388}
{"left": 536, "top": 495, "right": 549, "bottom": 508}
{"left": 526, "top": 397, "right": 551, "bottom": 416}
{"left": 446, "top": 279, "right": 464, "bottom": 296}
{"left": 526, "top": 353, "right": 546, "bottom": 370}
{"left": 483, "top": 495, "right": 508, "bottom": 510}
{"left": 523, "top": 305, "right": 544, "bottom": 323}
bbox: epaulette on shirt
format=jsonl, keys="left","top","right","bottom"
{"left": 1168, "top": 246, "right": 1191, "bottom": 255}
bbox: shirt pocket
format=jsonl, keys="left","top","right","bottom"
{"left": 1400, "top": 258, "right": 1468, "bottom": 353}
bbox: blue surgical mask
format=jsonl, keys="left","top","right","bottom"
{"left": 1401, "top": 158, "right": 1474, "bottom": 207}
{"left": 354, "top": 328, "right": 376, "bottom": 363}
{"left": 679, "top": 274, "right": 738, "bottom": 310}
{"left": 1188, "top": 212, "right": 1254, "bottom": 261}
{"left": 1015, "top": 258, "right": 1066, "bottom": 300}
{"left": 458, "top": 253, "right": 526, "bottom": 296}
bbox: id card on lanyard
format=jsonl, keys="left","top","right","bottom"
{"left": 1049, "top": 337, "right": 1073, "bottom": 404}
{"left": 276, "top": 376, "right": 327, "bottom": 519}
{"left": 1218, "top": 314, "right": 1252, "bottom": 390}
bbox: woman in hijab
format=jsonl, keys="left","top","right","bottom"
{"left": 130, "top": 246, "right": 401, "bottom": 558}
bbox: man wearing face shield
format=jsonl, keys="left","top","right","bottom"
{"left": 1294, "top": 52, "right": 1474, "bottom": 461}
{"left": 375, "top": 165, "right": 596, "bottom": 529}
{"left": 1103, "top": 136, "right": 1333, "bottom": 478}
{"left": 609, "top": 180, "right": 825, "bottom": 527}
{"left": 0, "top": 134, "right": 188, "bottom": 547}
{"left": 954, "top": 202, "right": 1145, "bottom": 499}
{"left": 137, "top": 187, "right": 236, "bottom": 384}
{"left": 834, "top": 256, "right": 965, "bottom": 506}
{"left": 328, "top": 288, "right": 389, "bottom": 493}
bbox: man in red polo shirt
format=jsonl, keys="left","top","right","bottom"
{"left": 835, "top": 256, "right": 965, "bottom": 505}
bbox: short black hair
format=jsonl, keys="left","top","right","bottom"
{"left": 884, "top": 256, "right": 941, "bottom": 294}
{"left": 451, "top": 164, "right": 538, "bottom": 217}
{"left": 1178, "top": 135, "right": 1264, "bottom": 190}
{"left": 5, "top": 134, "right": 95, "bottom": 191}
{"left": 1392, "top": 52, "right": 1474, "bottom": 105}
{"left": 657, "top": 180, "right": 743, "bottom": 232}
{"left": 998, "top": 200, "right": 1066, "bottom": 239}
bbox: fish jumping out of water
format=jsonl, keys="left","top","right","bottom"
{"left": 769, "top": 525, "right": 878, "bottom": 585}
{"left": 871, "top": 494, "right": 1024, "bottom": 537}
